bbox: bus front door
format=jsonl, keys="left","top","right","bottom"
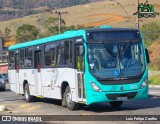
{"left": 34, "top": 51, "right": 42, "bottom": 96}
{"left": 15, "top": 54, "right": 20, "bottom": 94}
{"left": 75, "top": 44, "right": 86, "bottom": 102}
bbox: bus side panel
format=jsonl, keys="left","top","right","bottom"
{"left": 40, "top": 68, "right": 54, "bottom": 98}
{"left": 18, "top": 69, "right": 36, "bottom": 96}
{"left": 8, "top": 70, "right": 17, "bottom": 93}
{"left": 18, "top": 69, "right": 24, "bottom": 94}
{"left": 31, "top": 69, "right": 38, "bottom": 96}
{"left": 50, "top": 68, "right": 78, "bottom": 102}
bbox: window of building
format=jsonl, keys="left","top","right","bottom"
{"left": 25, "top": 48, "right": 32, "bottom": 67}
{"left": 44, "top": 43, "right": 56, "bottom": 67}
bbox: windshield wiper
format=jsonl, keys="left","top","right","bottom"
{"left": 119, "top": 42, "right": 130, "bottom": 57}
{"left": 117, "top": 42, "right": 130, "bottom": 77}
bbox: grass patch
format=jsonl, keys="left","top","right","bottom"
{"left": 148, "top": 65, "right": 160, "bottom": 71}
{"left": 149, "top": 74, "right": 160, "bottom": 85}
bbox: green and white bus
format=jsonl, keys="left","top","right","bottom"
{"left": 8, "top": 26, "right": 149, "bottom": 110}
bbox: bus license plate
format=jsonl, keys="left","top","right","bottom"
{"left": 117, "top": 97, "right": 128, "bottom": 101}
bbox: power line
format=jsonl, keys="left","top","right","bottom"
{"left": 109, "top": 0, "right": 137, "bottom": 28}
{"left": 54, "top": 11, "right": 68, "bottom": 34}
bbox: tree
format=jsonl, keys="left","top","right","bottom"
{"left": 4, "top": 27, "right": 11, "bottom": 41}
{"left": 141, "top": 22, "right": 160, "bottom": 47}
{"left": 37, "top": 17, "right": 66, "bottom": 35}
{"left": 16, "top": 24, "right": 39, "bottom": 43}
{"left": 5, "top": 27, "right": 11, "bottom": 36}
{"left": 0, "top": 30, "right": 3, "bottom": 37}
{"left": 0, "top": 1, "right": 4, "bottom": 9}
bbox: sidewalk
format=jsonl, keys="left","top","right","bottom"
{"left": 149, "top": 85, "right": 160, "bottom": 88}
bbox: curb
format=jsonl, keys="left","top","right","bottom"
{"left": 0, "top": 105, "right": 7, "bottom": 112}
{"left": 149, "top": 85, "right": 160, "bottom": 88}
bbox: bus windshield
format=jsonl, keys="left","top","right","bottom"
{"left": 87, "top": 41, "right": 145, "bottom": 79}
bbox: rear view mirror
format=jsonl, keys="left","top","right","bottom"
{"left": 145, "top": 49, "right": 150, "bottom": 64}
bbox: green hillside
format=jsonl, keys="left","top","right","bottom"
{"left": 0, "top": 0, "right": 103, "bottom": 21}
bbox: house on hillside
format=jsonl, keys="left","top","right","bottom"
{"left": 0, "top": 36, "right": 16, "bottom": 74}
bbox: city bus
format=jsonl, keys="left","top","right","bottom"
{"left": 8, "top": 26, "right": 149, "bottom": 110}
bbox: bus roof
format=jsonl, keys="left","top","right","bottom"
{"left": 8, "top": 27, "right": 138, "bottom": 51}
{"left": 8, "top": 29, "right": 85, "bottom": 51}
{"left": 85, "top": 28, "right": 138, "bottom": 32}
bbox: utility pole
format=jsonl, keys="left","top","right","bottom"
{"left": 136, "top": 0, "right": 140, "bottom": 29}
{"left": 54, "top": 11, "right": 68, "bottom": 34}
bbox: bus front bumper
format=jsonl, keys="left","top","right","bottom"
{"left": 86, "top": 86, "right": 148, "bottom": 105}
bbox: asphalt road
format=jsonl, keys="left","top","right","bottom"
{"left": 0, "top": 85, "right": 160, "bottom": 123}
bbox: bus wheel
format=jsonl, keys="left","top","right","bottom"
{"left": 24, "top": 84, "right": 35, "bottom": 102}
{"left": 64, "top": 86, "right": 79, "bottom": 110}
{"left": 109, "top": 101, "right": 123, "bottom": 107}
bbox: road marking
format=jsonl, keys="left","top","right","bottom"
{"left": 20, "top": 104, "right": 30, "bottom": 108}
{"left": 124, "top": 102, "right": 159, "bottom": 108}
{"left": 28, "top": 106, "right": 40, "bottom": 111}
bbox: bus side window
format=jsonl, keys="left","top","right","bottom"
{"left": 20, "top": 49, "right": 25, "bottom": 68}
{"left": 69, "top": 40, "right": 73, "bottom": 66}
{"left": 25, "top": 48, "right": 32, "bottom": 67}
{"left": 44, "top": 43, "right": 56, "bottom": 67}
{"left": 57, "top": 40, "right": 69, "bottom": 65}
{"left": 64, "top": 41, "right": 69, "bottom": 65}
{"left": 9, "top": 51, "right": 15, "bottom": 68}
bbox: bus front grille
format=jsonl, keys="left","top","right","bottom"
{"left": 106, "top": 92, "right": 138, "bottom": 100}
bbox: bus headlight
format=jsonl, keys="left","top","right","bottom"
{"left": 90, "top": 81, "right": 102, "bottom": 92}
{"left": 140, "top": 80, "right": 147, "bottom": 89}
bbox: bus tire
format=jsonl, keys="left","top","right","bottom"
{"left": 24, "top": 84, "right": 35, "bottom": 102}
{"left": 62, "top": 94, "right": 66, "bottom": 107}
{"left": 64, "top": 86, "right": 79, "bottom": 110}
{"left": 109, "top": 101, "right": 123, "bottom": 107}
